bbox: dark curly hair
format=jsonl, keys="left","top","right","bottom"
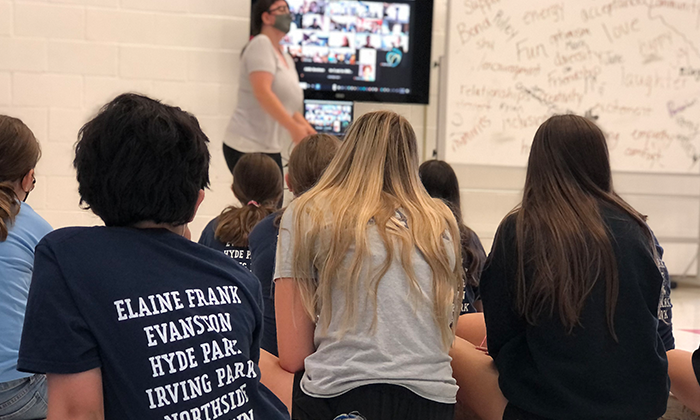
{"left": 74, "top": 93, "right": 210, "bottom": 227}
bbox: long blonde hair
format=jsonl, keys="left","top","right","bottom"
{"left": 289, "top": 111, "right": 463, "bottom": 349}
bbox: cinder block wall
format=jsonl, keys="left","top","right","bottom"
{"left": 0, "top": 0, "right": 448, "bottom": 238}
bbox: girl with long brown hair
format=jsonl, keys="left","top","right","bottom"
{"left": 198, "top": 153, "right": 282, "bottom": 269}
{"left": 480, "top": 114, "right": 669, "bottom": 420}
{"left": 274, "top": 111, "right": 463, "bottom": 420}
{"left": 419, "top": 159, "right": 489, "bottom": 348}
{"left": 0, "top": 115, "right": 52, "bottom": 419}
{"left": 419, "top": 160, "right": 486, "bottom": 307}
{"left": 249, "top": 133, "right": 341, "bottom": 358}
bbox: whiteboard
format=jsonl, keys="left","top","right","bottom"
{"left": 439, "top": 0, "right": 700, "bottom": 173}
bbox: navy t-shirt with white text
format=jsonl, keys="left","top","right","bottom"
{"left": 199, "top": 218, "right": 253, "bottom": 270}
{"left": 18, "top": 227, "right": 288, "bottom": 420}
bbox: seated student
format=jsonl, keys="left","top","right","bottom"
{"left": 275, "top": 111, "right": 463, "bottom": 420}
{"left": 248, "top": 133, "right": 340, "bottom": 357}
{"left": 480, "top": 114, "right": 669, "bottom": 420}
{"left": 419, "top": 160, "right": 487, "bottom": 346}
{"left": 667, "top": 346, "right": 700, "bottom": 414}
{"left": 0, "top": 116, "right": 52, "bottom": 420}
{"left": 17, "top": 94, "right": 288, "bottom": 420}
{"left": 199, "top": 153, "right": 283, "bottom": 269}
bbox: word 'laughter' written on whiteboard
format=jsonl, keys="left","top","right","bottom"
{"left": 442, "top": 0, "right": 700, "bottom": 173}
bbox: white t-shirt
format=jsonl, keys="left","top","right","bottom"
{"left": 273, "top": 201, "right": 459, "bottom": 404}
{"left": 224, "top": 34, "right": 304, "bottom": 154}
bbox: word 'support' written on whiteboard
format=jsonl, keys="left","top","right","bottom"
{"left": 441, "top": 0, "right": 700, "bottom": 173}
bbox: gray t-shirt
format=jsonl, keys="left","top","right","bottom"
{"left": 273, "top": 201, "right": 459, "bottom": 404}
{"left": 224, "top": 34, "right": 303, "bottom": 153}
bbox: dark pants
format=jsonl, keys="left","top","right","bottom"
{"left": 222, "top": 143, "right": 283, "bottom": 176}
{"left": 502, "top": 404, "right": 552, "bottom": 420}
{"left": 291, "top": 371, "right": 455, "bottom": 420}
{"left": 501, "top": 403, "right": 659, "bottom": 420}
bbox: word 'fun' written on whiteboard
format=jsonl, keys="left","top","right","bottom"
{"left": 444, "top": 0, "right": 700, "bottom": 173}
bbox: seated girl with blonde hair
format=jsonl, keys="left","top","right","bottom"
{"left": 274, "top": 111, "right": 463, "bottom": 420}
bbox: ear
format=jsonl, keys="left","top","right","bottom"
{"left": 285, "top": 173, "right": 294, "bottom": 194}
{"left": 20, "top": 169, "right": 35, "bottom": 193}
{"left": 261, "top": 10, "right": 275, "bottom": 26}
{"left": 190, "top": 189, "right": 205, "bottom": 222}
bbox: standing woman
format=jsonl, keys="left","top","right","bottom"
{"left": 274, "top": 111, "right": 463, "bottom": 420}
{"left": 0, "top": 116, "right": 52, "bottom": 419}
{"left": 223, "top": 0, "right": 315, "bottom": 174}
{"left": 480, "top": 114, "right": 669, "bottom": 420}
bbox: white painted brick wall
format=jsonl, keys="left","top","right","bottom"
{"left": 0, "top": 72, "right": 10, "bottom": 105}
{"left": 14, "top": 3, "right": 85, "bottom": 40}
{"left": 0, "top": 0, "right": 448, "bottom": 238}
{"left": 49, "top": 41, "right": 118, "bottom": 75}
{"left": 0, "top": 2, "right": 11, "bottom": 37}
{"left": 0, "top": 38, "right": 47, "bottom": 71}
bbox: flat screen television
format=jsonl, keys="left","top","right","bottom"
{"left": 252, "top": 0, "right": 434, "bottom": 104}
{"left": 304, "top": 99, "right": 354, "bottom": 137}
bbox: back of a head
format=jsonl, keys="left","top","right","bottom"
{"left": 0, "top": 115, "right": 41, "bottom": 241}
{"left": 419, "top": 159, "right": 483, "bottom": 286}
{"left": 525, "top": 114, "right": 612, "bottom": 202}
{"left": 287, "top": 133, "right": 341, "bottom": 196}
{"left": 419, "top": 160, "right": 461, "bottom": 212}
{"left": 215, "top": 153, "right": 283, "bottom": 246}
{"left": 318, "top": 110, "right": 421, "bottom": 202}
{"left": 74, "top": 93, "right": 210, "bottom": 227}
{"left": 516, "top": 113, "right": 646, "bottom": 338}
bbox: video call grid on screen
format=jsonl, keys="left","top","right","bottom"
{"left": 303, "top": 99, "right": 354, "bottom": 137}
{"left": 278, "top": 1, "right": 429, "bottom": 103}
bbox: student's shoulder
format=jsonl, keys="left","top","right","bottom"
{"left": 17, "top": 203, "right": 52, "bottom": 233}
{"left": 39, "top": 226, "right": 101, "bottom": 247}
{"left": 599, "top": 204, "right": 649, "bottom": 244}
{"left": 250, "top": 212, "right": 280, "bottom": 241}
{"left": 199, "top": 217, "right": 220, "bottom": 242}
{"left": 495, "top": 212, "right": 518, "bottom": 240}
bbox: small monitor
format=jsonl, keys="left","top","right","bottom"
{"left": 303, "top": 99, "right": 354, "bottom": 137}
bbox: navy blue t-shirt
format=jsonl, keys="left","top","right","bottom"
{"left": 461, "top": 232, "right": 486, "bottom": 315}
{"left": 199, "top": 218, "right": 252, "bottom": 270}
{"left": 653, "top": 235, "right": 674, "bottom": 351}
{"left": 248, "top": 213, "right": 280, "bottom": 357}
{"left": 18, "top": 227, "right": 288, "bottom": 420}
{"left": 482, "top": 207, "right": 669, "bottom": 420}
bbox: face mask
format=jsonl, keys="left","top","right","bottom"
{"left": 273, "top": 13, "right": 293, "bottom": 34}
